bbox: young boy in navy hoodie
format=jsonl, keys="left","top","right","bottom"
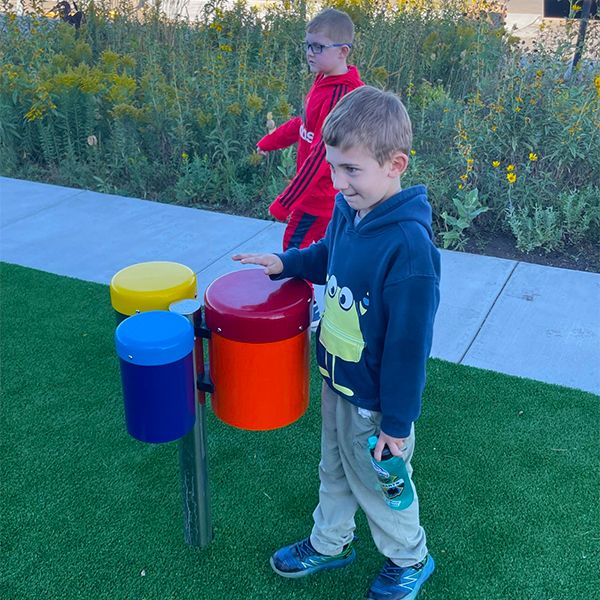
{"left": 256, "top": 8, "right": 363, "bottom": 323}
{"left": 234, "top": 86, "right": 440, "bottom": 600}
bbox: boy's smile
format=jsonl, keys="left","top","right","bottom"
{"left": 325, "top": 145, "right": 408, "bottom": 217}
{"left": 304, "top": 32, "right": 349, "bottom": 77}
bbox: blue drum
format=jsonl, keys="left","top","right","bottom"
{"left": 115, "top": 311, "right": 195, "bottom": 443}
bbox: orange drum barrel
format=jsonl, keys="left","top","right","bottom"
{"left": 204, "top": 269, "right": 313, "bottom": 431}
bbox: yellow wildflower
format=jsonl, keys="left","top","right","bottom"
{"left": 275, "top": 97, "right": 292, "bottom": 120}
{"left": 506, "top": 164, "right": 515, "bottom": 172}
{"left": 107, "top": 74, "right": 136, "bottom": 104}
{"left": 460, "top": 174, "right": 468, "bottom": 181}
{"left": 371, "top": 66, "right": 389, "bottom": 83}
{"left": 248, "top": 151, "right": 263, "bottom": 167}
{"left": 181, "top": 152, "right": 189, "bottom": 160}
{"left": 24, "top": 107, "right": 44, "bottom": 122}
{"left": 101, "top": 51, "right": 120, "bottom": 70}
{"left": 246, "top": 93, "right": 264, "bottom": 112}
{"left": 410, "top": 149, "right": 416, "bottom": 156}
{"left": 595, "top": 76, "right": 600, "bottom": 98}
{"left": 458, "top": 183, "right": 464, "bottom": 190}
{"left": 507, "top": 173, "right": 517, "bottom": 184}
{"left": 528, "top": 152, "right": 538, "bottom": 161}
{"left": 492, "top": 161, "right": 500, "bottom": 168}
{"left": 219, "top": 44, "right": 233, "bottom": 53}
{"left": 227, "top": 102, "right": 242, "bottom": 116}
{"left": 111, "top": 103, "right": 146, "bottom": 121}
{"left": 572, "top": 4, "right": 582, "bottom": 10}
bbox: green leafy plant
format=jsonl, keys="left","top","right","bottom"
{"left": 507, "top": 204, "right": 564, "bottom": 253}
{"left": 275, "top": 146, "right": 296, "bottom": 180}
{"left": 440, "top": 188, "right": 489, "bottom": 250}
{"left": 559, "top": 188, "right": 594, "bottom": 243}
{"left": 0, "top": 0, "right": 597, "bottom": 255}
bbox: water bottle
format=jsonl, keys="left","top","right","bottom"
{"left": 368, "top": 435, "right": 414, "bottom": 510}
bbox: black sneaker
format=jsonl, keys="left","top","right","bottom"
{"left": 270, "top": 537, "right": 356, "bottom": 578}
{"left": 367, "top": 555, "right": 435, "bottom": 600}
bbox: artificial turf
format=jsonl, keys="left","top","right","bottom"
{"left": 1, "top": 262, "right": 598, "bottom": 599}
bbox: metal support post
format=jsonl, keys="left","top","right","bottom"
{"left": 169, "top": 298, "right": 213, "bottom": 548}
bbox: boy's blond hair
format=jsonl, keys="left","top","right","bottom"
{"left": 306, "top": 8, "right": 354, "bottom": 44}
{"left": 322, "top": 86, "right": 413, "bottom": 165}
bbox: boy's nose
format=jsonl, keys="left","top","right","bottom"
{"left": 332, "top": 174, "right": 349, "bottom": 192}
{"left": 330, "top": 169, "right": 341, "bottom": 187}
{"left": 332, "top": 173, "right": 344, "bottom": 191}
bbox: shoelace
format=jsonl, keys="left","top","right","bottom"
{"left": 379, "top": 559, "right": 425, "bottom": 583}
{"left": 295, "top": 538, "right": 352, "bottom": 560}
{"left": 295, "top": 538, "right": 319, "bottom": 560}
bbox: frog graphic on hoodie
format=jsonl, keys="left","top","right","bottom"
{"left": 318, "top": 274, "right": 369, "bottom": 397}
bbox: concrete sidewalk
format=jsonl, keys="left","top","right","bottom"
{"left": 1, "top": 176, "right": 599, "bottom": 395}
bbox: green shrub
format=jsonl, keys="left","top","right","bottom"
{"left": 0, "top": 0, "right": 598, "bottom": 252}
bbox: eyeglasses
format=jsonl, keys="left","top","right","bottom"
{"left": 302, "top": 41, "right": 353, "bottom": 55}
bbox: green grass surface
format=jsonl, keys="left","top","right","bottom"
{"left": 1, "top": 262, "right": 598, "bottom": 600}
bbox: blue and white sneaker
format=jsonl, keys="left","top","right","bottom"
{"left": 367, "top": 555, "right": 435, "bottom": 600}
{"left": 310, "top": 300, "right": 321, "bottom": 331}
{"left": 270, "top": 537, "right": 356, "bottom": 578}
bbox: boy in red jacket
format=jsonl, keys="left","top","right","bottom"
{"left": 257, "top": 8, "right": 364, "bottom": 265}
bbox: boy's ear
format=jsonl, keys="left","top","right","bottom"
{"left": 389, "top": 151, "right": 409, "bottom": 177}
{"left": 338, "top": 45, "right": 351, "bottom": 60}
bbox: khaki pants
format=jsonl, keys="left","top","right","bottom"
{"left": 310, "top": 382, "right": 427, "bottom": 567}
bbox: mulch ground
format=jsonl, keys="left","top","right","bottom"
{"left": 464, "top": 229, "right": 600, "bottom": 273}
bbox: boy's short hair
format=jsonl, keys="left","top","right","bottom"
{"left": 322, "top": 86, "right": 413, "bottom": 164}
{"left": 306, "top": 8, "right": 354, "bottom": 44}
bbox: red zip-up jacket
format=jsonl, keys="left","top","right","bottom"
{"left": 257, "top": 65, "right": 364, "bottom": 220}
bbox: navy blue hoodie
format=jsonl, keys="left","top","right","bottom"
{"left": 276, "top": 185, "right": 441, "bottom": 438}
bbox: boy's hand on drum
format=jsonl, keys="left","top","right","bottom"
{"left": 232, "top": 253, "right": 284, "bottom": 276}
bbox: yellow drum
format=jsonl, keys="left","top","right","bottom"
{"left": 110, "top": 261, "right": 197, "bottom": 321}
